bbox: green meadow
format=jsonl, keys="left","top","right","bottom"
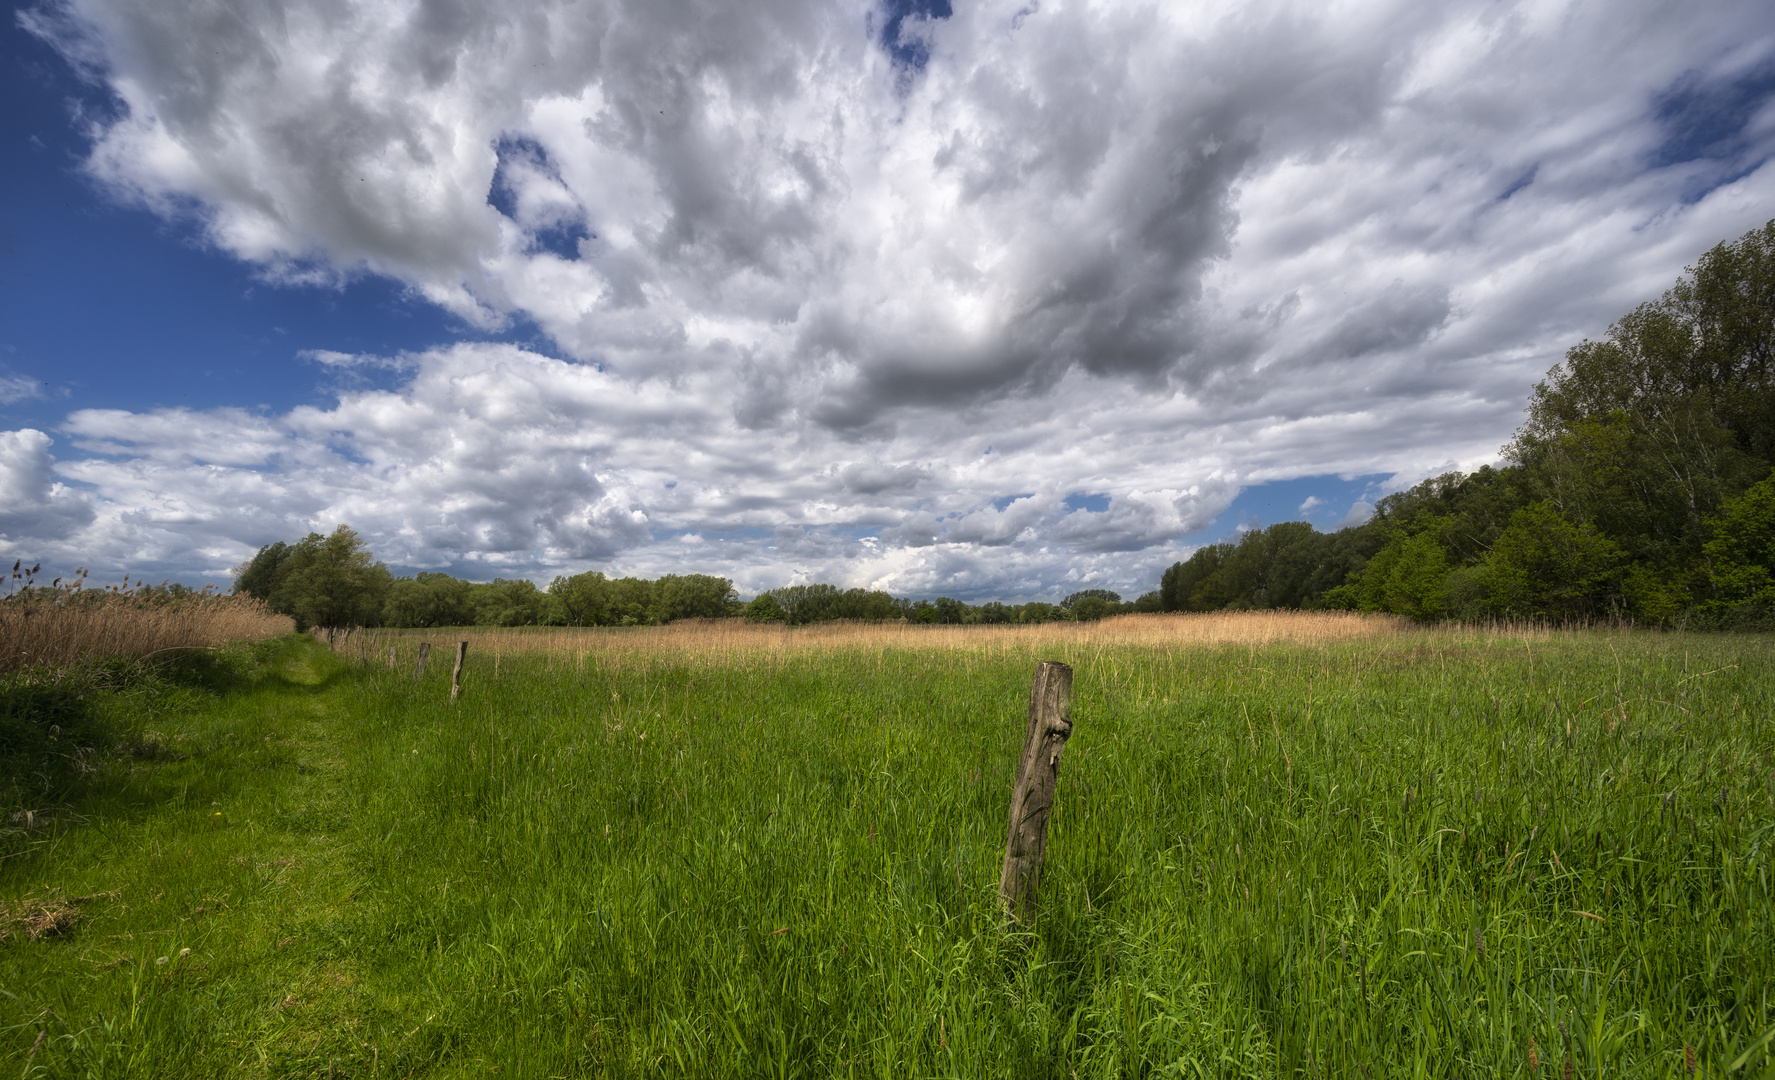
{"left": 2, "top": 621, "right": 1771, "bottom": 1078}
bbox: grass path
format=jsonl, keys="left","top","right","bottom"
{"left": 2, "top": 639, "right": 402, "bottom": 1075}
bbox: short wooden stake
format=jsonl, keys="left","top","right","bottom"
{"left": 414, "top": 642, "right": 431, "bottom": 680}
{"left": 451, "top": 641, "right": 468, "bottom": 701}
{"left": 999, "top": 660, "right": 1074, "bottom": 922}
{"left": 387, "top": 645, "right": 398, "bottom": 671}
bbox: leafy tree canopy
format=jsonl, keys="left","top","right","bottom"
{"left": 238, "top": 526, "right": 392, "bottom": 632}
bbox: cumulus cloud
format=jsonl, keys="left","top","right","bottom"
{"left": 13, "top": 0, "right": 1775, "bottom": 592}
{"left": 0, "top": 342, "right": 1409, "bottom": 594}
{"left": 839, "top": 460, "right": 932, "bottom": 496}
{"left": 0, "top": 429, "right": 95, "bottom": 544}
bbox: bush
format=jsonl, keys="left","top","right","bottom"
{"left": 383, "top": 572, "right": 475, "bottom": 628}
{"left": 1357, "top": 528, "right": 1451, "bottom": 621}
{"left": 1704, "top": 470, "right": 1775, "bottom": 607}
{"left": 1070, "top": 596, "right": 1116, "bottom": 621}
{"left": 1483, "top": 501, "right": 1625, "bottom": 619}
{"left": 1, "top": 635, "right": 326, "bottom": 814}
{"left": 1439, "top": 565, "right": 1490, "bottom": 621}
{"left": 745, "top": 594, "right": 786, "bottom": 622}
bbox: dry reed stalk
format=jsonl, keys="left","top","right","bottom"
{"left": 363, "top": 610, "right": 1435, "bottom": 670}
{"left": 0, "top": 896, "right": 82, "bottom": 941}
{"left": 1, "top": 590, "right": 292, "bottom": 673}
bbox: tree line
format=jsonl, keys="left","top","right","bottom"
{"left": 1159, "top": 220, "right": 1775, "bottom": 627}
{"left": 232, "top": 533, "right": 1149, "bottom": 631}
{"left": 741, "top": 585, "right": 1149, "bottom": 625}
{"left": 233, "top": 538, "right": 741, "bottom": 631}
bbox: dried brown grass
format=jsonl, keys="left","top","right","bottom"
{"left": 0, "top": 895, "right": 82, "bottom": 941}
{"left": 0, "top": 590, "right": 294, "bottom": 673}
{"left": 353, "top": 610, "right": 1513, "bottom": 672}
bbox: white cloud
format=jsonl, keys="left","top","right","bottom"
{"left": 298, "top": 349, "right": 404, "bottom": 370}
{"left": 0, "top": 429, "right": 95, "bottom": 544}
{"left": 0, "top": 373, "right": 45, "bottom": 406}
{"left": 0, "top": 340, "right": 1475, "bottom": 595}
{"left": 13, "top": 0, "right": 1775, "bottom": 593}
{"left": 1339, "top": 501, "right": 1376, "bottom": 529}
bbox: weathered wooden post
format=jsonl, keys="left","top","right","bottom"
{"left": 451, "top": 641, "right": 468, "bottom": 701}
{"left": 413, "top": 642, "right": 431, "bottom": 680}
{"left": 387, "top": 645, "right": 398, "bottom": 671}
{"left": 999, "top": 660, "right": 1074, "bottom": 921}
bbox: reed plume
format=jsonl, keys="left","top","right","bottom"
{"left": 1, "top": 571, "right": 291, "bottom": 672}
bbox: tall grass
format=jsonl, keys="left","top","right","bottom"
{"left": 1, "top": 622, "right": 1769, "bottom": 1077}
{"left": 0, "top": 584, "right": 292, "bottom": 674}
{"left": 358, "top": 610, "right": 1421, "bottom": 671}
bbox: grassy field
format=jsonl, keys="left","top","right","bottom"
{"left": 1, "top": 616, "right": 1770, "bottom": 1078}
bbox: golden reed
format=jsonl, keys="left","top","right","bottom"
{"left": 348, "top": 610, "right": 1568, "bottom": 673}
{"left": 1, "top": 586, "right": 293, "bottom": 672}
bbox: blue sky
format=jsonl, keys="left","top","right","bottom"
{"left": 2, "top": 0, "right": 1772, "bottom": 600}
{"left": 2, "top": 17, "right": 513, "bottom": 425}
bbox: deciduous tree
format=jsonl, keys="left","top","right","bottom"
{"left": 263, "top": 526, "right": 391, "bottom": 631}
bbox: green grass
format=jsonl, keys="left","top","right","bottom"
{"left": 2, "top": 628, "right": 1771, "bottom": 1077}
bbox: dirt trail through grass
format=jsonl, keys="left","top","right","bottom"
{"left": 2, "top": 638, "right": 397, "bottom": 1075}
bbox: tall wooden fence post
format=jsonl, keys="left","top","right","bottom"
{"left": 387, "top": 645, "right": 398, "bottom": 671}
{"left": 999, "top": 660, "right": 1074, "bottom": 922}
{"left": 451, "top": 641, "right": 468, "bottom": 701}
{"left": 413, "top": 642, "right": 431, "bottom": 681}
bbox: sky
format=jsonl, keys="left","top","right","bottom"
{"left": 2, "top": 0, "right": 1773, "bottom": 602}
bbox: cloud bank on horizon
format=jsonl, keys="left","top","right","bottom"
{"left": 5, "top": 0, "right": 1775, "bottom": 599}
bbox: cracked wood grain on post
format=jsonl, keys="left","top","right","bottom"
{"left": 999, "top": 660, "right": 1073, "bottom": 921}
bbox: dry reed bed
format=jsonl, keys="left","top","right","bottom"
{"left": 345, "top": 610, "right": 1568, "bottom": 672}
{"left": 0, "top": 593, "right": 294, "bottom": 673}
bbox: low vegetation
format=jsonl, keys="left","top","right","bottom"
{"left": 1, "top": 616, "right": 1767, "bottom": 1077}
{"left": 354, "top": 609, "right": 1408, "bottom": 670}
{"left": 1, "top": 566, "right": 293, "bottom": 674}
{"left": 1, "top": 567, "right": 296, "bottom": 840}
